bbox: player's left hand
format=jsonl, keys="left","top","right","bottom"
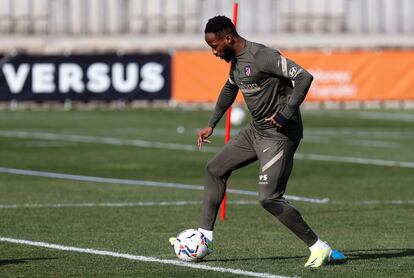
{"left": 265, "top": 113, "right": 288, "bottom": 128}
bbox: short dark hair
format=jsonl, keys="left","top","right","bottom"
{"left": 204, "top": 15, "right": 238, "bottom": 36}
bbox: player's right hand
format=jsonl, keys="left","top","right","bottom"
{"left": 197, "top": 126, "right": 213, "bottom": 149}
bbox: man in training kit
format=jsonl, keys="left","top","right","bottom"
{"left": 170, "top": 15, "right": 343, "bottom": 267}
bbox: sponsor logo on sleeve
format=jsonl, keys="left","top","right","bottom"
{"left": 289, "top": 67, "right": 298, "bottom": 78}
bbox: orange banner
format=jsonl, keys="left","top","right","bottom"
{"left": 173, "top": 50, "right": 414, "bottom": 102}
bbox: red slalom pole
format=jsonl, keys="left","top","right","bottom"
{"left": 232, "top": 0, "right": 239, "bottom": 27}
{"left": 220, "top": 0, "right": 239, "bottom": 221}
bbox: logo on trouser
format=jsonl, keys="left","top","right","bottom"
{"left": 259, "top": 174, "right": 268, "bottom": 185}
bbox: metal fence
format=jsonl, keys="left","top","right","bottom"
{"left": 0, "top": 0, "right": 413, "bottom": 36}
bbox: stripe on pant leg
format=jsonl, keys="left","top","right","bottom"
{"left": 262, "top": 150, "right": 284, "bottom": 172}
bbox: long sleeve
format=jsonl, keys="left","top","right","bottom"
{"left": 208, "top": 78, "right": 239, "bottom": 128}
{"left": 256, "top": 48, "right": 313, "bottom": 119}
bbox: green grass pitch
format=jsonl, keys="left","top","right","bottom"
{"left": 0, "top": 108, "right": 413, "bottom": 277}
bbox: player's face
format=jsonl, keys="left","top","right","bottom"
{"left": 205, "top": 32, "right": 235, "bottom": 62}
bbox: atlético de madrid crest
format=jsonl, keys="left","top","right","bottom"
{"left": 244, "top": 64, "right": 252, "bottom": 76}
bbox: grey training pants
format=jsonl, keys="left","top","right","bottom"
{"left": 199, "top": 123, "right": 318, "bottom": 247}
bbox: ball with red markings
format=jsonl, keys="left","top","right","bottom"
{"left": 173, "top": 229, "right": 208, "bottom": 261}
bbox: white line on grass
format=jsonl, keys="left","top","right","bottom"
{"left": 304, "top": 110, "right": 414, "bottom": 122}
{"left": 0, "top": 130, "right": 220, "bottom": 152}
{"left": 305, "top": 128, "right": 414, "bottom": 139}
{"left": 0, "top": 167, "right": 329, "bottom": 204}
{"left": 0, "top": 200, "right": 259, "bottom": 209}
{"left": 2, "top": 199, "right": 413, "bottom": 209}
{"left": 1, "top": 130, "right": 413, "bottom": 168}
{"left": 333, "top": 200, "right": 414, "bottom": 205}
{"left": 216, "top": 129, "right": 402, "bottom": 148}
{"left": 357, "top": 111, "right": 414, "bottom": 122}
{"left": 0, "top": 237, "right": 294, "bottom": 278}
{"left": 294, "top": 153, "right": 414, "bottom": 168}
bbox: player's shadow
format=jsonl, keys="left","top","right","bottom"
{"left": 204, "top": 248, "right": 414, "bottom": 263}
{"left": 0, "top": 257, "right": 58, "bottom": 267}
{"left": 342, "top": 248, "right": 414, "bottom": 261}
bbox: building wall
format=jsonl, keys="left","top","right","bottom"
{"left": 0, "top": 1, "right": 413, "bottom": 54}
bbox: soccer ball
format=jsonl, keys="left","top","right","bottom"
{"left": 173, "top": 229, "right": 208, "bottom": 261}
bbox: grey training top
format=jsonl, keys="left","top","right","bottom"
{"left": 208, "top": 40, "right": 313, "bottom": 140}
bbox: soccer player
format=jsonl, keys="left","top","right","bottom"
{"left": 171, "top": 15, "right": 333, "bottom": 267}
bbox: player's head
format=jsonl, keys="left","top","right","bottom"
{"left": 204, "top": 16, "right": 239, "bottom": 62}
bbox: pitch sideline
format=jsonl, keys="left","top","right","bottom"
{"left": 0, "top": 167, "right": 330, "bottom": 204}
{"left": 0, "top": 200, "right": 259, "bottom": 209}
{"left": 0, "top": 130, "right": 413, "bottom": 168}
{"left": 1, "top": 167, "right": 412, "bottom": 206}
{"left": 0, "top": 237, "right": 293, "bottom": 278}
{"left": 1, "top": 199, "right": 413, "bottom": 209}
